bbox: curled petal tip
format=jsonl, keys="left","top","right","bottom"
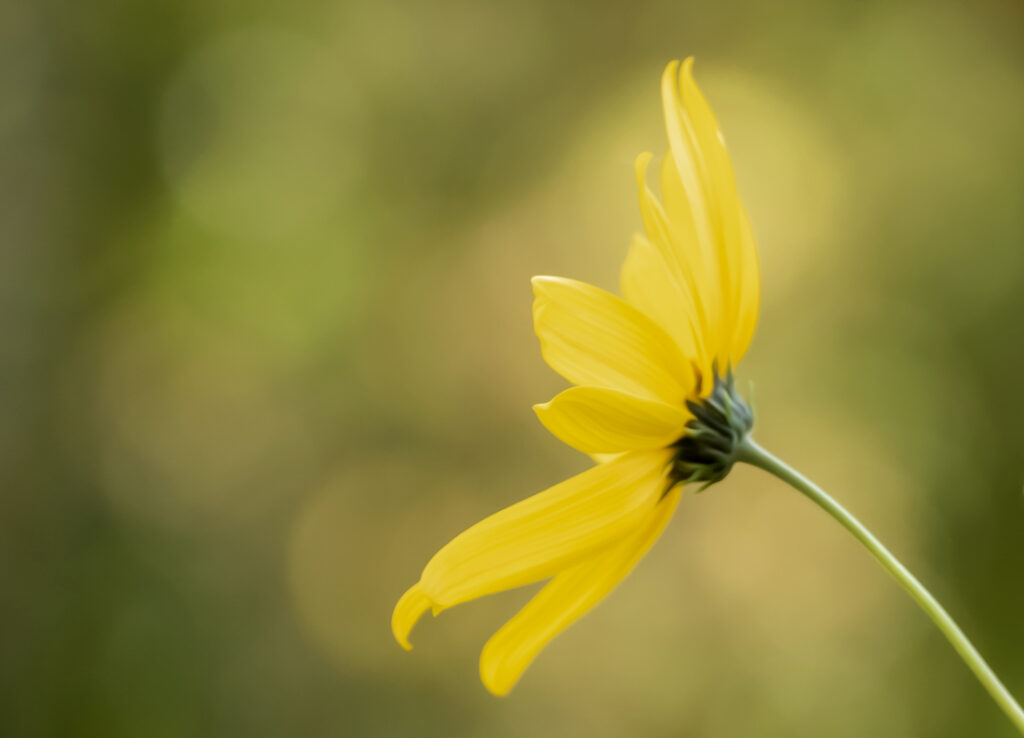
{"left": 679, "top": 56, "right": 700, "bottom": 92}
{"left": 392, "top": 585, "right": 432, "bottom": 651}
{"left": 634, "top": 151, "right": 654, "bottom": 188}
{"left": 531, "top": 276, "right": 557, "bottom": 303}
{"left": 531, "top": 275, "right": 570, "bottom": 294}
{"left": 479, "top": 642, "right": 517, "bottom": 697}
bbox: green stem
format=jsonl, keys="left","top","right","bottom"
{"left": 736, "top": 437, "right": 1024, "bottom": 735}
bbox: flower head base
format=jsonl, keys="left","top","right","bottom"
{"left": 672, "top": 370, "right": 754, "bottom": 489}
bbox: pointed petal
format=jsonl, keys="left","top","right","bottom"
{"left": 661, "top": 59, "right": 718, "bottom": 298}
{"left": 730, "top": 209, "right": 760, "bottom": 363}
{"left": 391, "top": 450, "right": 673, "bottom": 649}
{"left": 534, "top": 386, "right": 689, "bottom": 454}
{"left": 655, "top": 58, "right": 759, "bottom": 369}
{"left": 532, "top": 276, "right": 694, "bottom": 405}
{"left": 634, "top": 153, "right": 714, "bottom": 355}
{"left": 677, "top": 57, "right": 745, "bottom": 364}
{"left": 620, "top": 231, "right": 712, "bottom": 393}
{"left": 479, "top": 486, "right": 683, "bottom": 696}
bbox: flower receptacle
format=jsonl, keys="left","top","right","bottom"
{"left": 671, "top": 370, "right": 754, "bottom": 491}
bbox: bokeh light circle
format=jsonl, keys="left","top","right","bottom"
{"left": 158, "top": 28, "right": 364, "bottom": 242}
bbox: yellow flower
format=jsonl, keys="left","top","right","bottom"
{"left": 392, "top": 58, "right": 760, "bottom": 696}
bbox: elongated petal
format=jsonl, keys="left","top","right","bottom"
{"left": 730, "top": 209, "right": 760, "bottom": 362}
{"left": 532, "top": 276, "right": 694, "bottom": 405}
{"left": 653, "top": 58, "right": 759, "bottom": 369}
{"left": 661, "top": 60, "right": 717, "bottom": 299}
{"left": 634, "top": 154, "right": 715, "bottom": 357}
{"left": 620, "top": 232, "right": 712, "bottom": 393}
{"left": 479, "top": 486, "right": 683, "bottom": 696}
{"left": 392, "top": 450, "right": 673, "bottom": 649}
{"left": 677, "top": 58, "right": 746, "bottom": 364}
{"left": 534, "top": 386, "right": 689, "bottom": 454}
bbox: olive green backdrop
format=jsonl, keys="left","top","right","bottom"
{"left": 2, "top": 0, "right": 1023, "bottom": 735}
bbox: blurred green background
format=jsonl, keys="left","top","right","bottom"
{"left": 3, "top": 0, "right": 1023, "bottom": 735}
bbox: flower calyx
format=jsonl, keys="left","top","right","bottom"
{"left": 671, "top": 369, "right": 754, "bottom": 491}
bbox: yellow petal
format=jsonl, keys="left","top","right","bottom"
{"left": 534, "top": 386, "right": 689, "bottom": 454}
{"left": 391, "top": 450, "right": 673, "bottom": 649}
{"left": 620, "top": 232, "right": 712, "bottom": 393}
{"left": 730, "top": 209, "right": 760, "bottom": 363}
{"left": 479, "top": 486, "right": 683, "bottom": 696}
{"left": 532, "top": 276, "right": 694, "bottom": 405}
{"left": 656, "top": 58, "right": 760, "bottom": 370}
{"left": 661, "top": 60, "right": 717, "bottom": 303}
{"left": 633, "top": 154, "right": 715, "bottom": 355}
{"left": 677, "top": 58, "right": 745, "bottom": 363}
{"left": 391, "top": 585, "right": 431, "bottom": 651}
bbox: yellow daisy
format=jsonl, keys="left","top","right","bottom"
{"left": 392, "top": 57, "right": 760, "bottom": 696}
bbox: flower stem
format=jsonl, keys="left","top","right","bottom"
{"left": 736, "top": 437, "right": 1024, "bottom": 734}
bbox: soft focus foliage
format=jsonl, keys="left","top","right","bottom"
{"left": 2, "top": 0, "right": 1023, "bottom": 736}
